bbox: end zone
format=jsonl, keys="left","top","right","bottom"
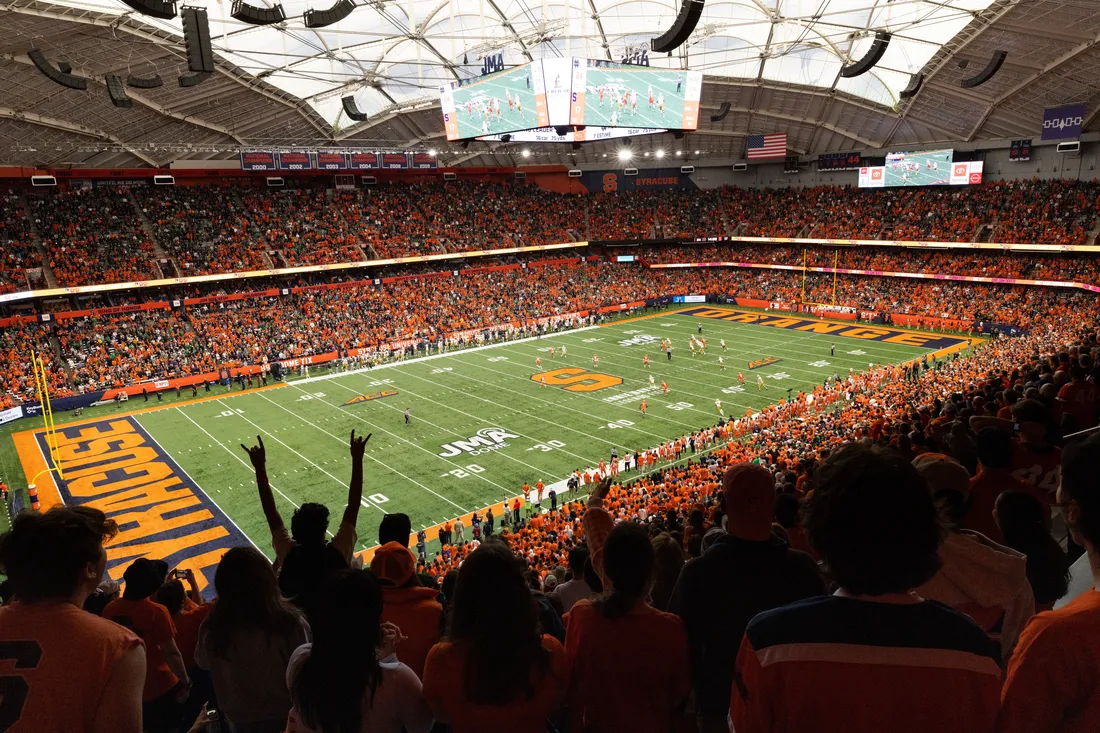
{"left": 19, "top": 416, "right": 249, "bottom": 597}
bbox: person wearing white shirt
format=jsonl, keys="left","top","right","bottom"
{"left": 286, "top": 570, "right": 433, "bottom": 733}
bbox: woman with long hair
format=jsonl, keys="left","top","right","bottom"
{"left": 422, "top": 543, "right": 568, "bottom": 733}
{"left": 565, "top": 522, "right": 690, "bottom": 733}
{"left": 994, "top": 490, "right": 1071, "bottom": 611}
{"left": 196, "top": 547, "right": 311, "bottom": 733}
{"left": 287, "top": 569, "right": 432, "bottom": 733}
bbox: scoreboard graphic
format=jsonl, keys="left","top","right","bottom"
{"left": 440, "top": 57, "right": 702, "bottom": 141}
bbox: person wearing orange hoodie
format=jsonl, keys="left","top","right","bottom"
{"left": 371, "top": 542, "right": 444, "bottom": 680}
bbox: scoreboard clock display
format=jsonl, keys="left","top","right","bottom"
{"left": 817, "top": 152, "right": 862, "bottom": 171}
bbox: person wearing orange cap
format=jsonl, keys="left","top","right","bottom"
{"left": 668, "top": 462, "right": 824, "bottom": 733}
{"left": 371, "top": 542, "right": 443, "bottom": 680}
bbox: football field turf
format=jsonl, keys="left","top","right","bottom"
{"left": 0, "top": 306, "right": 972, "bottom": 593}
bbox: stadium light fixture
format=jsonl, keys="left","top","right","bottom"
{"left": 675, "top": 150, "right": 682, "bottom": 156}
{"left": 644, "top": 152, "right": 650, "bottom": 157}
{"left": 522, "top": 149, "right": 531, "bottom": 158}
{"left": 656, "top": 150, "right": 665, "bottom": 158}
{"left": 694, "top": 149, "right": 700, "bottom": 154}
{"left": 618, "top": 149, "right": 632, "bottom": 161}
{"left": 428, "top": 149, "right": 437, "bottom": 156}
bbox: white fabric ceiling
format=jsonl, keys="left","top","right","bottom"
{"left": 40, "top": 0, "right": 997, "bottom": 127}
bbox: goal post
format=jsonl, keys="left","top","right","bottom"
{"left": 30, "top": 350, "right": 64, "bottom": 481}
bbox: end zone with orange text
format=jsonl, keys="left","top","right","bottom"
{"left": 32, "top": 416, "right": 250, "bottom": 598}
{"left": 678, "top": 307, "right": 971, "bottom": 351}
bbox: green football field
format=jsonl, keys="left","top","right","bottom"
{"left": 582, "top": 66, "right": 689, "bottom": 129}
{"left": 0, "top": 307, "right": 965, "bottom": 582}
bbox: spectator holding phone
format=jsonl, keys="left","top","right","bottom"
{"left": 287, "top": 569, "right": 433, "bottom": 733}
{"left": 102, "top": 558, "right": 192, "bottom": 733}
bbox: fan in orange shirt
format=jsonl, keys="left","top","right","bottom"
{"left": 999, "top": 433, "right": 1100, "bottom": 733}
{"left": 423, "top": 544, "right": 569, "bottom": 733}
{"left": 0, "top": 506, "right": 146, "bottom": 733}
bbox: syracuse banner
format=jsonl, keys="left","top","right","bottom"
{"left": 33, "top": 417, "right": 250, "bottom": 598}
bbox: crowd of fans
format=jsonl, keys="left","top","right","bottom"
{"left": 27, "top": 188, "right": 157, "bottom": 286}
{"left": 3, "top": 182, "right": 1100, "bottom": 731}
{"left": 2, "top": 305, "right": 1098, "bottom": 732}
{"left": 133, "top": 186, "right": 268, "bottom": 275}
{"left": 3, "top": 252, "right": 1100, "bottom": 405}
{"left": 643, "top": 242, "right": 1100, "bottom": 284}
{"left": 0, "top": 191, "right": 38, "bottom": 294}
{"left": 2, "top": 178, "right": 1098, "bottom": 289}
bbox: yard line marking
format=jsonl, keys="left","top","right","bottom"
{"left": 174, "top": 407, "right": 303, "bottom": 512}
{"left": 488, "top": 341, "right": 741, "bottom": 416}
{"left": 325, "top": 373, "right": 595, "bottom": 472}
{"left": 256, "top": 390, "right": 470, "bottom": 513}
{"left": 435, "top": 354, "right": 703, "bottom": 435}
{"left": 292, "top": 323, "right": 602, "bottom": 387}
{"left": 554, "top": 322, "right": 907, "bottom": 384}
{"left": 380, "top": 364, "right": 666, "bottom": 455}
{"left": 214, "top": 398, "right": 380, "bottom": 513}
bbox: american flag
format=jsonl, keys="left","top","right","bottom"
{"left": 746, "top": 133, "right": 787, "bottom": 160}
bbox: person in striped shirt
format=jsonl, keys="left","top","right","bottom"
{"left": 730, "top": 444, "right": 1001, "bottom": 733}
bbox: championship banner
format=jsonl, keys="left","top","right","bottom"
{"left": 409, "top": 153, "right": 438, "bottom": 170}
{"left": 240, "top": 151, "right": 277, "bottom": 171}
{"left": 380, "top": 153, "right": 409, "bottom": 170}
{"left": 316, "top": 152, "right": 350, "bottom": 170}
{"left": 348, "top": 152, "right": 379, "bottom": 170}
{"left": 277, "top": 151, "right": 313, "bottom": 171}
{"left": 1042, "top": 104, "right": 1085, "bottom": 141}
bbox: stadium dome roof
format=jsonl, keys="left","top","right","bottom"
{"left": 1, "top": 0, "right": 1099, "bottom": 167}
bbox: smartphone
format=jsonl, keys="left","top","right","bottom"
{"left": 174, "top": 569, "right": 188, "bottom": 579}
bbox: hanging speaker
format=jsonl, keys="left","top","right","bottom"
{"left": 106, "top": 75, "right": 133, "bottom": 108}
{"left": 899, "top": 72, "right": 923, "bottom": 100}
{"left": 839, "top": 31, "right": 891, "bottom": 78}
{"left": 27, "top": 48, "right": 88, "bottom": 90}
{"left": 304, "top": 0, "right": 355, "bottom": 28}
{"left": 127, "top": 73, "right": 163, "bottom": 89}
{"left": 342, "top": 95, "right": 369, "bottom": 121}
{"left": 178, "top": 71, "right": 211, "bottom": 87}
{"left": 182, "top": 7, "right": 215, "bottom": 74}
{"left": 120, "top": 0, "right": 177, "bottom": 19}
{"left": 710, "top": 101, "right": 731, "bottom": 122}
{"left": 231, "top": 0, "right": 287, "bottom": 25}
{"left": 652, "top": 0, "right": 705, "bottom": 54}
{"left": 960, "top": 50, "right": 1007, "bottom": 89}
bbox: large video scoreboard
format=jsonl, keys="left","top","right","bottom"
{"left": 440, "top": 58, "right": 703, "bottom": 142}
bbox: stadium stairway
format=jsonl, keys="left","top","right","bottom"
{"left": 1085, "top": 220, "right": 1100, "bottom": 245}
{"left": 18, "top": 192, "right": 58, "bottom": 289}
{"left": 326, "top": 188, "right": 372, "bottom": 261}
{"left": 130, "top": 199, "right": 181, "bottom": 278}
